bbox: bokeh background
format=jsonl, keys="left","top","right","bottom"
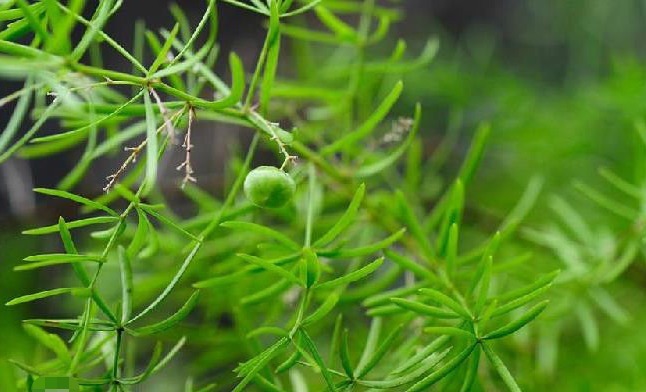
{"left": 2, "top": 0, "right": 646, "bottom": 390}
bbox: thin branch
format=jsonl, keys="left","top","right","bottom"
{"left": 177, "top": 107, "right": 197, "bottom": 187}
{"left": 248, "top": 110, "right": 298, "bottom": 169}
{"left": 103, "top": 108, "right": 186, "bottom": 192}
{"left": 149, "top": 87, "right": 176, "bottom": 142}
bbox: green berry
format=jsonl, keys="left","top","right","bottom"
{"left": 244, "top": 166, "right": 295, "bottom": 208}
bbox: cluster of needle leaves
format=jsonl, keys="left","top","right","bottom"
{"left": 2, "top": 0, "right": 625, "bottom": 391}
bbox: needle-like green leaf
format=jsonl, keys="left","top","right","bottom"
{"left": 14, "top": 0, "right": 48, "bottom": 43}
{"left": 222, "top": 221, "right": 300, "bottom": 250}
{"left": 0, "top": 97, "right": 61, "bottom": 163}
{"left": 481, "top": 341, "right": 521, "bottom": 392}
{"left": 418, "top": 288, "right": 471, "bottom": 319}
{"left": 321, "top": 81, "right": 403, "bottom": 156}
{"left": 302, "top": 293, "right": 339, "bottom": 327}
{"left": 233, "top": 337, "right": 289, "bottom": 392}
{"left": 484, "top": 300, "right": 549, "bottom": 340}
{"left": 405, "top": 343, "right": 476, "bottom": 392}
{"left": 237, "top": 253, "right": 301, "bottom": 285}
{"left": 259, "top": 0, "right": 280, "bottom": 114}
{"left": 457, "top": 122, "right": 490, "bottom": 186}
{"left": 317, "top": 229, "right": 405, "bottom": 258}
{"left": 492, "top": 271, "right": 558, "bottom": 317}
{"left": 148, "top": 23, "right": 179, "bottom": 75}
{"left": 356, "top": 323, "right": 404, "bottom": 378}
{"left": 142, "top": 88, "right": 158, "bottom": 195}
{"left": 423, "top": 327, "right": 475, "bottom": 341}
{"left": 297, "top": 330, "right": 337, "bottom": 391}
{"left": 118, "top": 246, "right": 133, "bottom": 323}
{"left": 384, "top": 250, "right": 436, "bottom": 281}
{"left": 15, "top": 254, "right": 104, "bottom": 271}
{"left": 23, "top": 216, "right": 118, "bottom": 235}
{"left": 128, "top": 242, "right": 202, "bottom": 324}
{"left": 34, "top": 188, "right": 118, "bottom": 216}
{"left": 6, "top": 287, "right": 83, "bottom": 306}
{"left": 140, "top": 204, "right": 199, "bottom": 241}
{"left": 23, "top": 324, "right": 71, "bottom": 365}
{"left": 0, "top": 77, "right": 32, "bottom": 155}
{"left": 390, "top": 298, "right": 459, "bottom": 319}
{"left": 313, "top": 183, "right": 365, "bottom": 248}
{"left": 315, "top": 257, "right": 384, "bottom": 290}
{"left": 127, "top": 208, "right": 150, "bottom": 258}
{"left": 314, "top": 5, "right": 358, "bottom": 42}
{"left": 339, "top": 329, "right": 354, "bottom": 378}
{"left": 128, "top": 291, "right": 200, "bottom": 335}
{"left": 356, "top": 103, "right": 421, "bottom": 178}
{"left": 357, "top": 348, "right": 451, "bottom": 389}
{"left": 459, "top": 344, "right": 481, "bottom": 392}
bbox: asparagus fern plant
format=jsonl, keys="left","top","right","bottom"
{"left": 4, "top": 0, "right": 635, "bottom": 391}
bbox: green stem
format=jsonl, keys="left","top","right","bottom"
{"left": 113, "top": 328, "right": 123, "bottom": 379}
{"left": 200, "top": 133, "right": 260, "bottom": 239}
{"left": 244, "top": 22, "right": 273, "bottom": 109}
{"left": 290, "top": 288, "right": 311, "bottom": 338}
{"left": 305, "top": 162, "right": 316, "bottom": 247}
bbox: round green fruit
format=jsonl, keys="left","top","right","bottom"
{"left": 244, "top": 166, "right": 295, "bottom": 208}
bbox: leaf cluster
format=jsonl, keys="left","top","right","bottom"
{"left": 0, "top": 1, "right": 615, "bottom": 391}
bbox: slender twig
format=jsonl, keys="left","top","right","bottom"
{"left": 248, "top": 111, "right": 297, "bottom": 169}
{"left": 65, "top": 77, "right": 136, "bottom": 94}
{"left": 0, "top": 82, "right": 44, "bottom": 109}
{"left": 149, "top": 87, "right": 176, "bottom": 142}
{"left": 103, "top": 108, "right": 186, "bottom": 192}
{"left": 177, "top": 107, "right": 197, "bottom": 187}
